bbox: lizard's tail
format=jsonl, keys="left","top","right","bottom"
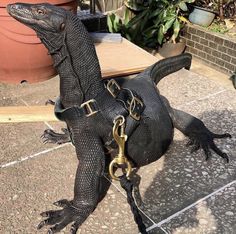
{"left": 149, "top": 53, "right": 192, "bottom": 85}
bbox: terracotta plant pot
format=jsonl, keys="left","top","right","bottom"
{"left": 158, "top": 42, "right": 186, "bottom": 58}
{"left": 0, "top": 0, "right": 78, "bottom": 84}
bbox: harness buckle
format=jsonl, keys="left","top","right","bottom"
{"left": 80, "top": 99, "right": 98, "bottom": 117}
{"left": 106, "top": 79, "right": 121, "bottom": 98}
{"left": 129, "top": 96, "right": 144, "bottom": 121}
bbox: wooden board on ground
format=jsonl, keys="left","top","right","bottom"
{"left": 0, "top": 106, "right": 57, "bottom": 123}
{"left": 96, "top": 38, "right": 158, "bottom": 78}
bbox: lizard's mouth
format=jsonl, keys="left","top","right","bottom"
{"left": 7, "top": 4, "right": 35, "bottom": 25}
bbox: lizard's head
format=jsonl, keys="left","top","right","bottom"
{"left": 7, "top": 3, "right": 67, "bottom": 36}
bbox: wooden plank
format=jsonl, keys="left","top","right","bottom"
{"left": 0, "top": 106, "right": 57, "bottom": 123}
{"left": 96, "top": 38, "right": 158, "bottom": 78}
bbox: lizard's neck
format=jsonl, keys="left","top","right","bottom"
{"left": 47, "top": 14, "right": 104, "bottom": 108}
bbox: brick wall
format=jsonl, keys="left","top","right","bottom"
{"left": 181, "top": 24, "right": 236, "bottom": 75}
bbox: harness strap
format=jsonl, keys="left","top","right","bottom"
{"left": 54, "top": 79, "right": 145, "bottom": 145}
{"left": 55, "top": 79, "right": 145, "bottom": 122}
{"left": 54, "top": 97, "right": 99, "bottom": 122}
{"left": 106, "top": 79, "right": 145, "bottom": 121}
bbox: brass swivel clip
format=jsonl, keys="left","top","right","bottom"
{"left": 109, "top": 116, "right": 132, "bottom": 180}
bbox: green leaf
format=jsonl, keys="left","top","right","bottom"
{"left": 127, "top": 9, "right": 148, "bottom": 27}
{"left": 179, "top": 2, "right": 188, "bottom": 11}
{"left": 140, "top": 12, "right": 150, "bottom": 31}
{"left": 184, "top": 0, "right": 195, "bottom": 3}
{"left": 107, "top": 14, "right": 115, "bottom": 33}
{"left": 143, "top": 27, "right": 157, "bottom": 39}
{"left": 171, "top": 19, "right": 180, "bottom": 43}
{"left": 113, "top": 15, "right": 121, "bottom": 32}
{"left": 153, "top": 10, "right": 164, "bottom": 25}
{"left": 124, "top": 7, "right": 130, "bottom": 26}
{"left": 163, "top": 17, "right": 175, "bottom": 33}
{"left": 149, "top": 8, "right": 161, "bottom": 18}
{"left": 157, "top": 25, "right": 164, "bottom": 45}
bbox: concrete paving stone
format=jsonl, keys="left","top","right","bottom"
{"left": 79, "top": 184, "right": 154, "bottom": 234}
{"left": 0, "top": 82, "right": 27, "bottom": 106}
{"left": 158, "top": 69, "right": 226, "bottom": 107}
{"left": 1, "top": 145, "right": 77, "bottom": 234}
{"left": 0, "top": 145, "right": 158, "bottom": 234}
{"left": 0, "top": 122, "right": 57, "bottom": 166}
{"left": 190, "top": 58, "right": 234, "bottom": 91}
{"left": 159, "top": 182, "right": 236, "bottom": 234}
{"left": 147, "top": 227, "right": 167, "bottom": 234}
{"left": 0, "top": 76, "right": 59, "bottom": 106}
{"left": 126, "top": 88, "right": 235, "bottom": 224}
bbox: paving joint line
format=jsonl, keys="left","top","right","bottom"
{"left": 104, "top": 175, "right": 156, "bottom": 226}
{"left": 176, "top": 89, "right": 228, "bottom": 109}
{"left": 146, "top": 180, "right": 236, "bottom": 232}
{"left": 0, "top": 143, "right": 70, "bottom": 169}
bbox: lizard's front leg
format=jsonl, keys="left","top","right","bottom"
{"left": 38, "top": 132, "right": 106, "bottom": 233}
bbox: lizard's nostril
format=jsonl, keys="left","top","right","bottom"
{"left": 7, "top": 4, "right": 20, "bottom": 11}
{"left": 6, "top": 4, "right": 12, "bottom": 13}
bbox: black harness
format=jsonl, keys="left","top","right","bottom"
{"left": 54, "top": 78, "right": 145, "bottom": 124}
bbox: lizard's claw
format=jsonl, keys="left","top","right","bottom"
{"left": 45, "top": 99, "right": 55, "bottom": 106}
{"left": 186, "top": 131, "right": 231, "bottom": 163}
{"left": 38, "top": 199, "right": 82, "bottom": 233}
{"left": 41, "top": 129, "right": 71, "bottom": 145}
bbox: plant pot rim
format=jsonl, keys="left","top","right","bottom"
{"left": 193, "top": 5, "right": 216, "bottom": 14}
{"left": 0, "top": 0, "right": 76, "bottom": 8}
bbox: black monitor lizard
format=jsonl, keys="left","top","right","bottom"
{"left": 7, "top": 3, "right": 231, "bottom": 234}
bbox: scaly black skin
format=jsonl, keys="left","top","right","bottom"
{"left": 7, "top": 3, "right": 231, "bottom": 233}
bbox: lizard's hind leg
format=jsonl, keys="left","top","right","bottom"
{"left": 162, "top": 96, "right": 231, "bottom": 162}
{"left": 42, "top": 128, "right": 71, "bottom": 144}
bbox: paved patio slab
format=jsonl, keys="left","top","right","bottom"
{"left": 149, "top": 182, "right": 236, "bottom": 234}
{"left": 0, "top": 122, "right": 53, "bottom": 165}
{"left": 0, "top": 145, "right": 160, "bottom": 234}
{"left": 158, "top": 69, "right": 226, "bottom": 107}
{"left": 0, "top": 77, "right": 59, "bottom": 106}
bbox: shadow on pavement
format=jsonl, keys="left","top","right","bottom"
{"left": 133, "top": 108, "right": 235, "bottom": 233}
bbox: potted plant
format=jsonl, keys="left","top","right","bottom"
{"left": 0, "top": 0, "right": 78, "bottom": 84}
{"left": 189, "top": 0, "right": 217, "bottom": 27}
{"left": 156, "top": 0, "right": 195, "bottom": 57}
{"left": 107, "top": 0, "right": 195, "bottom": 57}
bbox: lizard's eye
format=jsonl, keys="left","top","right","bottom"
{"left": 37, "top": 9, "right": 45, "bottom": 15}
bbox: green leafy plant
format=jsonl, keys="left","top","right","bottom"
{"left": 107, "top": 7, "right": 133, "bottom": 41}
{"left": 194, "top": 0, "right": 218, "bottom": 12}
{"left": 208, "top": 21, "right": 229, "bottom": 34}
{"left": 155, "top": 0, "right": 195, "bottom": 45}
{"left": 107, "top": 0, "right": 195, "bottom": 48}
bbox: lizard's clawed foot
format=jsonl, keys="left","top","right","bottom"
{"left": 45, "top": 99, "right": 55, "bottom": 106}
{"left": 41, "top": 128, "right": 71, "bottom": 144}
{"left": 38, "top": 199, "right": 82, "bottom": 234}
{"left": 186, "top": 131, "right": 231, "bottom": 163}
